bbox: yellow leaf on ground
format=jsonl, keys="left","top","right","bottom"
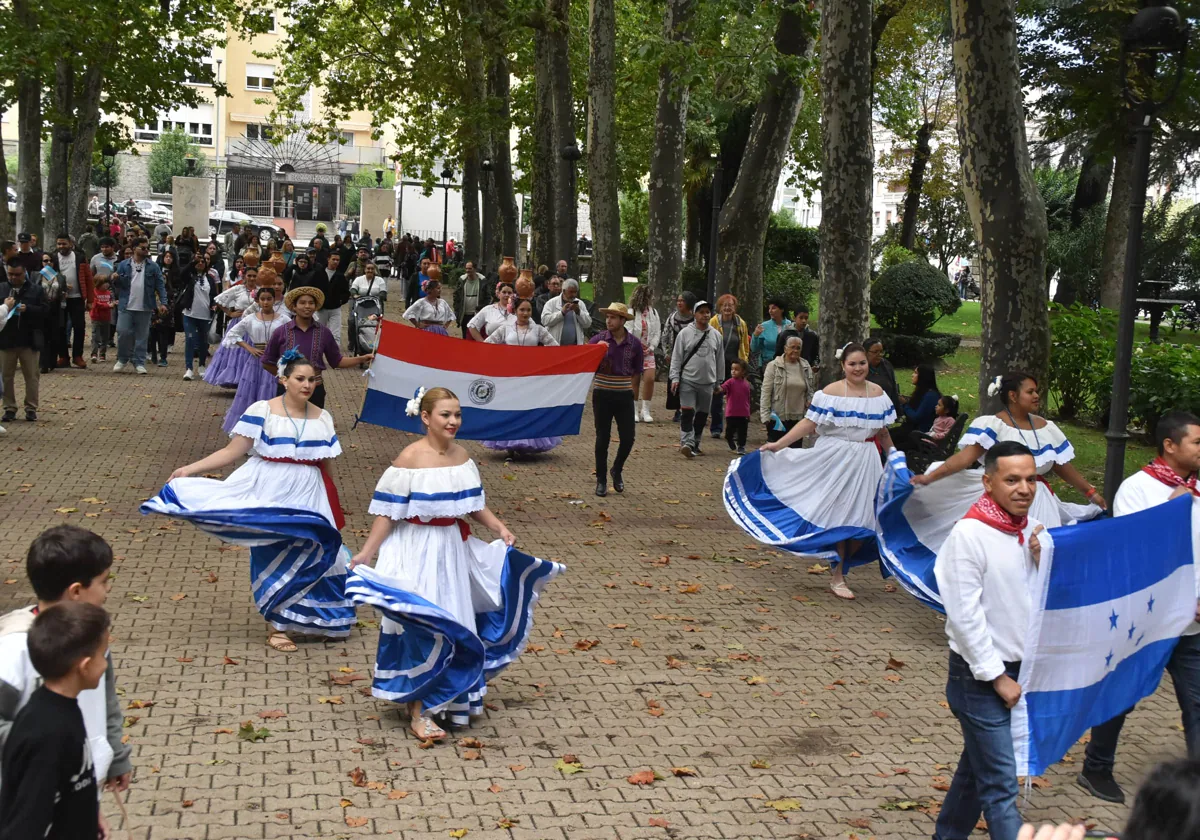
{"left": 765, "top": 798, "right": 803, "bottom": 812}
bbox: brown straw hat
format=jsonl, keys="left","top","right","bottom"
{"left": 284, "top": 285, "right": 325, "bottom": 310}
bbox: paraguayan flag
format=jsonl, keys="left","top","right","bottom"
{"left": 357, "top": 319, "right": 606, "bottom": 440}
{"left": 1012, "top": 494, "right": 1200, "bottom": 776}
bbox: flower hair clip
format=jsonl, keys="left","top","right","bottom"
{"left": 986, "top": 375, "right": 1002, "bottom": 397}
{"left": 834, "top": 341, "right": 852, "bottom": 361}
{"left": 951, "top": 393, "right": 959, "bottom": 401}
{"left": 404, "top": 386, "right": 427, "bottom": 418}
{"left": 280, "top": 348, "right": 304, "bottom": 364}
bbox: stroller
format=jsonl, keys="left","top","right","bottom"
{"left": 349, "top": 293, "right": 385, "bottom": 356}
{"left": 373, "top": 254, "right": 393, "bottom": 278}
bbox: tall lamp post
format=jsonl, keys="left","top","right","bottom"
{"left": 560, "top": 143, "right": 582, "bottom": 272}
{"left": 1103, "top": 4, "right": 1189, "bottom": 502}
{"left": 707, "top": 150, "right": 723, "bottom": 303}
{"left": 480, "top": 157, "right": 494, "bottom": 270}
{"left": 101, "top": 146, "right": 116, "bottom": 231}
{"left": 440, "top": 165, "right": 454, "bottom": 260}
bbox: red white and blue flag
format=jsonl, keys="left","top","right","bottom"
{"left": 357, "top": 320, "right": 606, "bottom": 439}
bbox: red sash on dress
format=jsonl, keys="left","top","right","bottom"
{"left": 1142, "top": 457, "right": 1198, "bottom": 491}
{"left": 963, "top": 492, "right": 1028, "bottom": 544}
{"left": 405, "top": 517, "right": 471, "bottom": 541}
{"left": 262, "top": 457, "right": 345, "bottom": 529}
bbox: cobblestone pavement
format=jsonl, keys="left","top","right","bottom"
{"left": 0, "top": 322, "right": 1188, "bottom": 839}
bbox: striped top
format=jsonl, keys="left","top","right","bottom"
{"left": 589, "top": 330, "right": 644, "bottom": 391}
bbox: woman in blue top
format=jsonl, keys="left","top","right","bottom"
{"left": 891, "top": 364, "right": 940, "bottom": 452}
{"left": 750, "top": 299, "right": 789, "bottom": 367}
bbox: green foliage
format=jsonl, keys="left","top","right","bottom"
{"left": 917, "top": 141, "right": 974, "bottom": 272}
{"left": 871, "top": 260, "right": 962, "bottom": 334}
{"left": 146, "top": 130, "right": 205, "bottom": 194}
{"left": 619, "top": 189, "right": 649, "bottom": 254}
{"left": 764, "top": 219, "right": 819, "bottom": 275}
{"left": 1047, "top": 304, "right": 1116, "bottom": 420}
{"left": 762, "top": 262, "right": 815, "bottom": 318}
{"left": 874, "top": 331, "right": 962, "bottom": 368}
{"left": 1130, "top": 342, "right": 1200, "bottom": 435}
{"left": 1047, "top": 205, "right": 1107, "bottom": 307}
{"left": 344, "top": 167, "right": 397, "bottom": 216}
{"left": 90, "top": 152, "right": 120, "bottom": 189}
{"left": 880, "top": 244, "right": 920, "bottom": 271}
{"left": 1034, "top": 166, "right": 1079, "bottom": 235}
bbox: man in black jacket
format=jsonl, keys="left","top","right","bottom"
{"left": 309, "top": 251, "right": 349, "bottom": 342}
{"left": 0, "top": 262, "right": 48, "bottom": 422}
{"left": 773, "top": 306, "right": 820, "bottom": 370}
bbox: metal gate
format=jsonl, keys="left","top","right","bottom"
{"left": 225, "top": 171, "right": 273, "bottom": 218}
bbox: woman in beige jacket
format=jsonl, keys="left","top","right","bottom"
{"left": 759, "top": 335, "right": 815, "bottom": 447}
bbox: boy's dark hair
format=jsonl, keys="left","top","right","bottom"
{"left": 983, "top": 440, "right": 1033, "bottom": 474}
{"left": 940, "top": 393, "right": 960, "bottom": 417}
{"left": 26, "top": 526, "right": 113, "bottom": 602}
{"left": 1155, "top": 410, "right": 1200, "bottom": 456}
{"left": 27, "top": 602, "right": 110, "bottom": 680}
{"left": 730, "top": 357, "right": 747, "bottom": 372}
{"left": 99, "top": 236, "right": 116, "bottom": 248}
{"left": 1122, "top": 758, "right": 1200, "bottom": 840}
{"left": 794, "top": 305, "right": 810, "bottom": 316}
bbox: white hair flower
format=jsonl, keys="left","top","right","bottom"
{"left": 986, "top": 375, "right": 1002, "bottom": 398}
{"left": 404, "top": 386, "right": 427, "bottom": 418}
{"left": 834, "top": 342, "right": 852, "bottom": 361}
{"left": 951, "top": 394, "right": 959, "bottom": 401}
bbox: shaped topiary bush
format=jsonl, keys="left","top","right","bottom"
{"left": 872, "top": 260, "right": 962, "bottom": 335}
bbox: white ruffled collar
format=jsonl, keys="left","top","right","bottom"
{"left": 806, "top": 390, "right": 896, "bottom": 428}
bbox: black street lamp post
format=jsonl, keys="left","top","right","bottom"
{"left": 707, "top": 151, "right": 723, "bottom": 304}
{"left": 101, "top": 146, "right": 116, "bottom": 231}
{"left": 561, "top": 143, "right": 582, "bottom": 272}
{"left": 440, "top": 166, "right": 454, "bottom": 260}
{"left": 1103, "top": 4, "right": 1189, "bottom": 502}
{"left": 480, "top": 157, "right": 494, "bottom": 271}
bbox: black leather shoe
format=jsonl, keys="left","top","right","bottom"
{"left": 1, "top": 412, "right": 14, "bottom": 423}
{"left": 595, "top": 481, "right": 608, "bottom": 497}
{"left": 1077, "top": 769, "right": 1125, "bottom": 803}
{"left": 610, "top": 470, "right": 624, "bottom": 493}
{"left": 24, "top": 411, "right": 36, "bottom": 422}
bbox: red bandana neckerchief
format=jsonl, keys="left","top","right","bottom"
{"left": 964, "top": 492, "right": 1028, "bottom": 544}
{"left": 1142, "top": 457, "right": 1197, "bottom": 491}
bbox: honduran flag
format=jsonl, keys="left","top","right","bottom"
{"left": 1012, "top": 495, "right": 1199, "bottom": 776}
{"left": 357, "top": 320, "right": 606, "bottom": 439}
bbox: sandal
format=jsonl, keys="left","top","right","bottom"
{"left": 410, "top": 715, "right": 446, "bottom": 743}
{"left": 266, "top": 631, "right": 297, "bottom": 652}
{"left": 830, "top": 581, "right": 856, "bottom": 601}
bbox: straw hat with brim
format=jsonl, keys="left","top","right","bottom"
{"left": 599, "top": 301, "right": 634, "bottom": 320}
{"left": 285, "top": 286, "right": 325, "bottom": 311}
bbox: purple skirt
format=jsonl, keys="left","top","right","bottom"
{"left": 203, "top": 317, "right": 245, "bottom": 388}
{"left": 481, "top": 437, "right": 563, "bottom": 455}
{"left": 222, "top": 353, "right": 280, "bottom": 433}
{"left": 422, "top": 325, "right": 450, "bottom": 336}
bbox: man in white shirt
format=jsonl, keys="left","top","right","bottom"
{"left": 1078, "top": 410, "right": 1200, "bottom": 804}
{"left": 933, "top": 440, "right": 1044, "bottom": 840}
{"left": 540, "top": 279, "right": 590, "bottom": 345}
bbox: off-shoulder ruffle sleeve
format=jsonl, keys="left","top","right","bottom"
{"left": 805, "top": 391, "right": 896, "bottom": 429}
{"left": 369, "top": 461, "right": 486, "bottom": 521}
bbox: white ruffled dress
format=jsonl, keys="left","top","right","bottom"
{"left": 141, "top": 400, "right": 354, "bottom": 636}
{"left": 348, "top": 460, "right": 563, "bottom": 726}
{"left": 877, "top": 413, "right": 1102, "bottom": 611}
{"left": 724, "top": 390, "right": 896, "bottom": 568}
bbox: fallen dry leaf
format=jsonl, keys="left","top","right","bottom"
{"left": 765, "top": 798, "right": 803, "bottom": 812}
{"left": 448, "top": 830, "right": 468, "bottom": 839}
{"left": 885, "top": 656, "right": 906, "bottom": 671}
{"left": 349, "top": 767, "right": 368, "bottom": 787}
{"left": 750, "top": 758, "right": 770, "bottom": 769}
{"left": 872, "top": 710, "right": 890, "bottom": 719}
{"left": 387, "top": 789, "right": 409, "bottom": 800}
{"left": 459, "top": 737, "right": 483, "bottom": 749}
{"left": 213, "top": 728, "right": 235, "bottom": 734}
{"left": 339, "top": 798, "right": 353, "bottom": 808}
{"left": 258, "top": 709, "right": 286, "bottom": 720}
{"left": 345, "top": 815, "right": 368, "bottom": 828}
{"left": 670, "top": 766, "right": 697, "bottom": 777}
{"left": 330, "top": 671, "right": 368, "bottom": 685}
{"left": 126, "top": 700, "right": 154, "bottom": 710}
{"left": 508, "top": 764, "right": 526, "bottom": 772}
{"left": 176, "top": 657, "right": 193, "bottom": 663}
{"left": 627, "top": 770, "right": 657, "bottom": 786}
{"left": 222, "top": 656, "right": 238, "bottom": 665}
{"left": 487, "top": 784, "right": 502, "bottom": 794}
{"left": 169, "top": 593, "right": 187, "bottom": 601}
{"left": 461, "top": 750, "right": 481, "bottom": 761}
{"left": 317, "top": 695, "right": 343, "bottom": 704}
{"left": 574, "top": 638, "right": 600, "bottom": 651}
{"left": 607, "top": 623, "right": 628, "bottom": 629}
{"left": 666, "top": 656, "right": 686, "bottom": 670}
{"left": 182, "top": 800, "right": 194, "bottom": 808}
{"left": 648, "top": 817, "right": 670, "bottom": 828}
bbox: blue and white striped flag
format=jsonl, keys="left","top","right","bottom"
{"left": 1012, "top": 495, "right": 1199, "bottom": 776}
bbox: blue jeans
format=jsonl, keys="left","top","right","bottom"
{"left": 183, "top": 316, "right": 211, "bottom": 372}
{"left": 935, "top": 653, "right": 1023, "bottom": 840}
{"left": 116, "top": 309, "right": 153, "bottom": 366}
{"left": 1087, "top": 632, "right": 1200, "bottom": 770}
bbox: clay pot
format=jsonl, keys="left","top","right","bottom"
{"left": 515, "top": 268, "right": 535, "bottom": 300}
{"left": 427, "top": 263, "right": 442, "bottom": 282}
{"left": 498, "top": 256, "right": 518, "bottom": 286}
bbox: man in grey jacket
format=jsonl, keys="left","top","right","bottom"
{"left": 669, "top": 300, "right": 724, "bottom": 457}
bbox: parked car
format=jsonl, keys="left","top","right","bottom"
{"left": 135, "top": 200, "right": 173, "bottom": 223}
{"left": 209, "top": 210, "right": 285, "bottom": 248}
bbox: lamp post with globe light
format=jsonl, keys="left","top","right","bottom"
{"left": 1103, "top": 3, "right": 1190, "bottom": 501}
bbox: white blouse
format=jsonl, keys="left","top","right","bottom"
{"left": 231, "top": 399, "right": 341, "bottom": 460}
{"left": 369, "top": 461, "right": 485, "bottom": 521}
{"left": 403, "top": 297, "right": 456, "bottom": 324}
{"left": 485, "top": 322, "right": 558, "bottom": 346}
{"left": 468, "top": 303, "right": 515, "bottom": 337}
{"left": 805, "top": 391, "right": 897, "bottom": 441}
{"left": 215, "top": 284, "right": 253, "bottom": 312}
{"left": 223, "top": 312, "right": 290, "bottom": 348}
{"left": 959, "top": 414, "right": 1076, "bottom": 473}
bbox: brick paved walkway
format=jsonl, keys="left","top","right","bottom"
{"left": 0, "top": 323, "right": 1188, "bottom": 839}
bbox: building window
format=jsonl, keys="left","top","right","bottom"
{"left": 185, "top": 60, "right": 213, "bottom": 86}
{"left": 874, "top": 210, "right": 881, "bottom": 228}
{"left": 886, "top": 209, "right": 893, "bottom": 226}
{"left": 246, "top": 63, "right": 275, "bottom": 91}
{"left": 337, "top": 131, "right": 354, "bottom": 146}
{"left": 134, "top": 118, "right": 212, "bottom": 146}
{"left": 246, "top": 124, "right": 275, "bottom": 141}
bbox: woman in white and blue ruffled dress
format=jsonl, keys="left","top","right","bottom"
{"left": 142, "top": 350, "right": 353, "bottom": 652}
{"left": 724, "top": 342, "right": 896, "bottom": 601}
{"left": 876, "top": 370, "right": 1105, "bottom": 610}
{"left": 221, "top": 285, "right": 291, "bottom": 434}
{"left": 481, "top": 297, "right": 564, "bottom": 457}
{"left": 347, "top": 385, "right": 564, "bottom": 743}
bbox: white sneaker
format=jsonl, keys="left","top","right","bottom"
{"left": 0, "top": 425, "right": 6, "bottom": 435}
{"left": 183, "top": 369, "right": 194, "bottom": 381}
{"left": 641, "top": 403, "right": 653, "bottom": 423}
{"left": 112, "top": 361, "right": 126, "bottom": 372}
{"left": 633, "top": 411, "right": 641, "bottom": 423}
{"left": 135, "top": 365, "right": 148, "bottom": 375}
{"left": 198, "top": 365, "right": 206, "bottom": 377}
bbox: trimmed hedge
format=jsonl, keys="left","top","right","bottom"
{"left": 872, "top": 260, "right": 962, "bottom": 334}
{"left": 873, "top": 331, "right": 962, "bottom": 367}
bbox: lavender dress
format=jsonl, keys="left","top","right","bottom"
{"left": 221, "top": 313, "right": 291, "bottom": 433}
{"left": 204, "top": 285, "right": 254, "bottom": 388}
